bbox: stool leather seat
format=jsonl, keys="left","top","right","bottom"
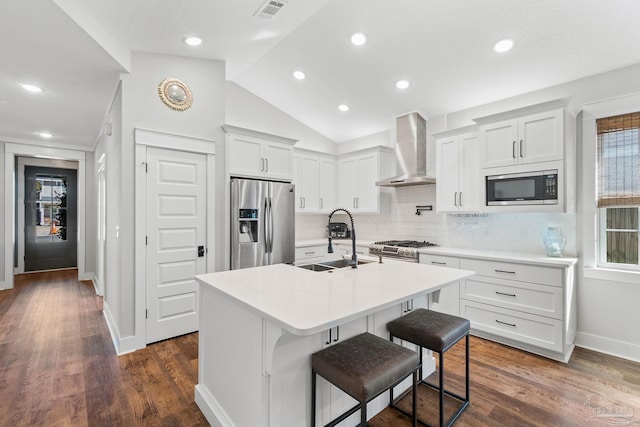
{"left": 387, "top": 309, "right": 470, "bottom": 353}
{"left": 311, "top": 332, "right": 420, "bottom": 426}
{"left": 312, "top": 332, "right": 420, "bottom": 402}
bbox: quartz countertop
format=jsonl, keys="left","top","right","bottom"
{"left": 195, "top": 258, "right": 474, "bottom": 336}
{"left": 418, "top": 246, "right": 578, "bottom": 267}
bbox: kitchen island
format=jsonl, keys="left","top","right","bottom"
{"left": 194, "top": 260, "right": 474, "bottom": 427}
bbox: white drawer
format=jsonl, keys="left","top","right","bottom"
{"left": 461, "top": 276, "right": 562, "bottom": 319}
{"left": 419, "top": 254, "right": 460, "bottom": 268}
{"left": 459, "top": 258, "right": 562, "bottom": 287}
{"left": 295, "top": 245, "right": 326, "bottom": 260}
{"left": 460, "top": 300, "right": 563, "bottom": 352}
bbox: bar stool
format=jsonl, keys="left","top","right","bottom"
{"left": 387, "top": 309, "right": 470, "bottom": 427}
{"left": 311, "top": 332, "right": 420, "bottom": 427}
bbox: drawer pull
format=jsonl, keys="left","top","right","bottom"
{"left": 305, "top": 251, "right": 315, "bottom": 255}
{"left": 495, "top": 319, "right": 517, "bottom": 327}
{"left": 495, "top": 269, "right": 516, "bottom": 274}
{"left": 495, "top": 291, "right": 517, "bottom": 297}
{"left": 431, "top": 261, "right": 447, "bottom": 265}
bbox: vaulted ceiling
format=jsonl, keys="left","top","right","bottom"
{"left": 3, "top": 0, "right": 640, "bottom": 150}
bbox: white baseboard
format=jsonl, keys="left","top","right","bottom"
{"left": 102, "top": 300, "right": 146, "bottom": 355}
{"left": 576, "top": 332, "right": 640, "bottom": 363}
{"left": 195, "top": 384, "right": 232, "bottom": 427}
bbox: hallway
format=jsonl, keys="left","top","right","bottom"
{"left": 0, "top": 270, "right": 208, "bottom": 426}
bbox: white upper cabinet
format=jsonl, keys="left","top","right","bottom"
{"left": 435, "top": 128, "right": 481, "bottom": 213}
{"left": 479, "top": 109, "right": 564, "bottom": 169}
{"left": 224, "top": 125, "right": 296, "bottom": 181}
{"left": 337, "top": 148, "right": 391, "bottom": 213}
{"left": 292, "top": 150, "right": 336, "bottom": 213}
{"left": 318, "top": 158, "right": 336, "bottom": 213}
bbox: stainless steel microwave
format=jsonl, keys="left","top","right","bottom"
{"left": 486, "top": 169, "right": 558, "bottom": 206}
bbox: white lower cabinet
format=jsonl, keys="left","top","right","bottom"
{"left": 294, "top": 245, "right": 326, "bottom": 265}
{"left": 458, "top": 257, "right": 575, "bottom": 361}
{"left": 419, "top": 254, "right": 460, "bottom": 316}
{"left": 418, "top": 251, "right": 576, "bottom": 362}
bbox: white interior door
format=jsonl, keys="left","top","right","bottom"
{"left": 146, "top": 147, "right": 207, "bottom": 344}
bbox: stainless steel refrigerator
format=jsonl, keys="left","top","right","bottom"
{"left": 230, "top": 178, "right": 295, "bottom": 269}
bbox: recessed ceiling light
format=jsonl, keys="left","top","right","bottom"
{"left": 21, "top": 84, "right": 43, "bottom": 93}
{"left": 350, "top": 32, "right": 367, "bottom": 46}
{"left": 293, "top": 70, "right": 306, "bottom": 80}
{"left": 396, "top": 80, "right": 410, "bottom": 89}
{"left": 494, "top": 39, "right": 514, "bottom": 53}
{"left": 338, "top": 104, "right": 350, "bottom": 112}
{"left": 184, "top": 36, "right": 203, "bottom": 46}
{"left": 39, "top": 132, "right": 53, "bottom": 138}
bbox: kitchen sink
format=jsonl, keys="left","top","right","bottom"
{"left": 319, "top": 259, "right": 375, "bottom": 268}
{"left": 296, "top": 258, "right": 375, "bottom": 272}
{"left": 297, "top": 263, "right": 335, "bottom": 272}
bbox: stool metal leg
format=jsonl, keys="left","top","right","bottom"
{"left": 361, "top": 402, "right": 367, "bottom": 426}
{"left": 311, "top": 369, "right": 317, "bottom": 427}
{"left": 439, "top": 351, "right": 445, "bottom": 427}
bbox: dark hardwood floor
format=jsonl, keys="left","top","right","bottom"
{"left": 1, "top": 270, "right": 638, "bottom": 426}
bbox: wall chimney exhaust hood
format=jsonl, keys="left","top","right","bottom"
{"left": 376, "top": 112, "right": 435, "bottom": 187}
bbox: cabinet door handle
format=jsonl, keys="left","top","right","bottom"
{"left": 454, "top": 191, "right": 458, "bottom": 207}
{"left": 299, "top": 197, "right": 303, "bottom": 208}
{"left": 325, "top": 328, "right": 332, "bottom": 344}
{"left": 260, "top": 158, "right": 265, "bottom": 172}
{"left": 512, "top": 141, "right": 516, "bottom": 159}
{"left": 333, "top": 325, "right": 340, "bottom": 342}
{"left": 320, "top": 198, "right": 323, "bottom": 209}
{"left": 265, "top": 158, "right": 269, "bottom": 172}
{"left": 520, "top": 139, "right": 524, "bottom": 158}
{"left": 459, "top": 192, "right": 463, "bottom": 207}
{"left": 431, "top": 261, "right": 447, "bottom": 265}
{"left": 353, "top": 198, "right": 356, "bottom": 208}
{"left": 495, "top": 291, "right": 517, "bottom": 297}
{"left": 302, "top": 197, "right": 305, "bottom": 208}
{"left": 496, "top": 319, "right": 517, "bottom": 327}
{"left": 495, "top": 269, "right": 516, "bottom": 274}
{"left": 305, "top": 251, "right": 315, "bottom": 255}
{"left": 356, "top": 197, "right": 359, "bottom": 208}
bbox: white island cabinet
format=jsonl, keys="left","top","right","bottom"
{"left": 194, "top": 261, "right": 474, "bottom": 427}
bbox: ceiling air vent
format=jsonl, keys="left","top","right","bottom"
{"left": 254, "top": 0, "right": 286, "bottom": 19}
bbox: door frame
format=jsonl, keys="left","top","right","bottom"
{"left": 16, "top": 157, "right": 79, "bottom": 274}
{"left": 2, "top": 144, "right": 86, "bottom": 290}
{"left": 134, "top": 128, "right": 215, "bottom": 349}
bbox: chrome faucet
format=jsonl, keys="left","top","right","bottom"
{"left": 327, "top": 208, "right": 357, "bottom": 268}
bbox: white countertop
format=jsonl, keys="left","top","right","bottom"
{"left": 195, "top": 259, "right": 474, "bottom": 336}
{"left": 418, "top": 246, "right": 578, "bottom": 267}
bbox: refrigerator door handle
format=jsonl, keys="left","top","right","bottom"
{"left": 268, "top": 197, "right": 274, "bottom": 253}
{"left": 264, "top": 196, "right": 273, "bottom": 254}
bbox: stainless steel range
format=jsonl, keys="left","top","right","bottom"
{"left": 369, "top": 240, "right": 438, "bottom": 262}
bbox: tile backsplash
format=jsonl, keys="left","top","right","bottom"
{"left": 295, "top": 186, "right": 577, "bottom": 256}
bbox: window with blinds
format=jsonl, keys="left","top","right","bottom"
{"left": 596, "top": 112, "right": 640, "bottom": 267}
{"left": 597, "top": 112, "right": 640, "bottom": 207}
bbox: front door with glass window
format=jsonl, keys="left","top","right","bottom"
{"left": 24, "top": 166, "right": 78, "bottom": 271}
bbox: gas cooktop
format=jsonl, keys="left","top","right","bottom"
{"left": 369, "top": 240, "right": 438, "bottom": 261}
{"left": 372, "top": 240, "right": 438, "bottom": 248}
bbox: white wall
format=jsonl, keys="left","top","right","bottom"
{"left": 0, "top": 142, "right": 5, "bottom": 287}
{"left": 93, "top": 83, "right": 123, "bottom": 339}
{"left": 103, "top": 52, "right": 225, "bottom": 350}
{"left": 226, "top": 82, "right": 336, "bottom": 153}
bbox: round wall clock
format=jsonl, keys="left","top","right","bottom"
{"left": 158, "top": 78, "right": 193, "bottom": 111}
